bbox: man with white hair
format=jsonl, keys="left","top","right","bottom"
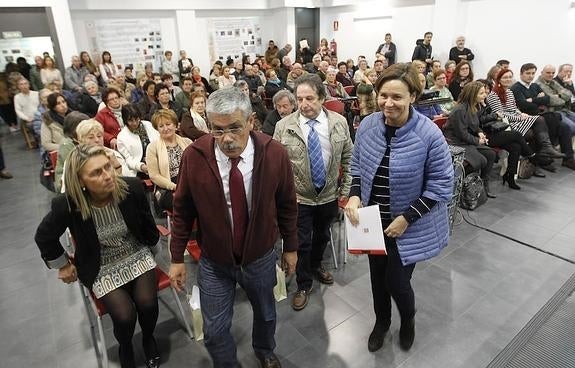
{"left": 449, "top": 36, "right": 475, "bottom": 63}
{"left": 64, "top": 55, "right": 89, "bottom": 92}
{"left": 317, "top": 60, "right": 330, "bottom": 81}
{"left": 536, "top": 64, "right": 575, "bottom": 135}
{"left": 306, "top": 53, "right": 322, "bottom": 74}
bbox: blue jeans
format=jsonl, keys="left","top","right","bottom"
{"left": 559, "top": 111, "right": 575, "bottom": 135}
{"left": 198, "top": 249, "right": 277, "bottom": 368}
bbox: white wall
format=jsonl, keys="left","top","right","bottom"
{"left": 53, "top": 0, "right": 575, "bottom": 82}
{"left": 463, "top": 0, "right": 575, "bottom": 78}
{"left": 319, "top": 2, "right": 434, "bottom": 65}
{"left": 320, "top": 0, "right": 575, "bottom": 78}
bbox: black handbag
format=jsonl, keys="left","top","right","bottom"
{"left": 484, "top": 120, "right": 510, "bottom": 133}
{"left": 459, "top": 173, "right": 487, "bottom": 210}
{"left": 39, "top": 152, "right": 56, "bottom": 192}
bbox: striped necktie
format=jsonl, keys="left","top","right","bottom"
{"left": 307, "top": 119, "right": 326, "bottom": 189}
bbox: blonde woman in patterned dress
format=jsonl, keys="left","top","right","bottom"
{"left": 35, "top": 144, "right": 161, "bottom": 368}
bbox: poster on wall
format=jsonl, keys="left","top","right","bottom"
{"left": 207, "top": 18, "right": 263, "bottom": 66}
{"left": 85, "top": 19, "right": 164, "bottom": 73}
{"left": 0, "top": 36, "right": 54, "bottom": 71}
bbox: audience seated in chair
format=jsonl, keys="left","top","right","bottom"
{"left": 180, "top": 92, "right": 210, "bottom": 140}
{"left": 41, "top": 92, "right": 70, "bottom": 152}
{"left": 444, "top": 81, "right": 497, "bottom": 198}
{"left": 146, "top": 109, "right": 192, "bottom": 211}
{"left": 117, "top": 104, "right": 160, "bottom": 178}
{"left": 262, "top": 89, "right": 297, "bottom": 136}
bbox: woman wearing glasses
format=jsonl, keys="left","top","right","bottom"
{"left": 95, "top": 87, "right": 125, "bottom": 149}
{"left": 35, "top": 144, "right": 160, "bottom": 368}
{"left": 146, "top": 109, "right": 191, "bottom": 211}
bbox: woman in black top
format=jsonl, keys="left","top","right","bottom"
{"left": 35, "top": 145, "right": 160, "bottom": 368}
{"left": 448, "top": 60, "right": 473, "bottom": 101}
{"left": 444, "top": 81, "right": 497, "bottom": 197}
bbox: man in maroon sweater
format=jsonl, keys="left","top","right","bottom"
{"left": 169, "top": 87, "right": 298, "bottom": 368}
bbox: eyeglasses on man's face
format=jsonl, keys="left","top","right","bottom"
{"left": 211, "top": 126, "right": 245, "bottom": 137}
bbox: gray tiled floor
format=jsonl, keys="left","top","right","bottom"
{"left": 1, "top": 133, "right": 574, "bottom": 368}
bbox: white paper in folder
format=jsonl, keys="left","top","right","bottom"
{"left": 344, "top": 205, "right": 386, "bottom": 253}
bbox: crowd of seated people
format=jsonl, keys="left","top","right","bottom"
{"left": 0, "top": 42, "right": 572, "bottom": 199}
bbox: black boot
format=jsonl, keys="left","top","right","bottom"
{"left": 502, "top": 173, "right": 521, "bottom": 190}
{"left": 483, "top": 179, "right": 497, "bottom": 198}
{"left": 399, "top": 317, "right": 415, "bottom": 351}
{"left": 536, "top": 131, "right": 565, "bottom": 158}
{"left": 368, "top": 319, "right": 391, "bottom": 352}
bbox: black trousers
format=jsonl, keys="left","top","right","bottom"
{"left": 0, "top": 144, "right": 5, "bottom": 171}
{"left": 488, "top": 130, "right": 533, "bottom": 176}
{"left": 296, "top": 200, "right": 339, "bottom": 291}
{"left": 368, "top": 236, "right": 416, "bottom": 325}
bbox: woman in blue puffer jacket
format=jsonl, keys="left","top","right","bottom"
{"left": 345, "top": 63, "right": 453, "bottom": 353}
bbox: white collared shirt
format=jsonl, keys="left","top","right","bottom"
{"left": 518, "top": 80, "right": 532, "bottom": 89}
{"left": 214, "top": 136, "right": 254, "bottom": 230}
{"left": 298, "top": 109, "right": 331, "bottom": 170}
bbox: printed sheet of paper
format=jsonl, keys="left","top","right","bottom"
{"left": 345, "top": 205, "right": 386, "bottom": 252}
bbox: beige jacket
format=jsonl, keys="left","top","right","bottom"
{"left": 273, "top": 109, "right": 353, "bottom": 205}
{"left": 40, "top": 111, "right": 65, "bottom": 152}
{"left": 146, "top": 134, "right": 192, "bottom": 190}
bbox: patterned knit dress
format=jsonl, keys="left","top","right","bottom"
{"left": 90, "top": 202, "right": 156, "bottom": 298}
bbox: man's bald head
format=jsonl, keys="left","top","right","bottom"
{"left": 541, "top": 65, "right": 556, "bottom": 81}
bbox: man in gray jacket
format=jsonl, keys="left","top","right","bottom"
{"left": 536, "top": 65, "right": 575, "bottom": 135}
{"left": 64, "top": 55, "right": 89, "bottom": 92}
{"left": 274, "top": 74, "right": 353, "bottom": 311}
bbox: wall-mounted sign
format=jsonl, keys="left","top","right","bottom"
{"left": 2, "top": 31, "right": 23, "bottom": 39}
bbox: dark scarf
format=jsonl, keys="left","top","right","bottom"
{"left": 48, "top": 109, "right": 66, "bottom": 126}
{"left": 133, "top": 123, "right": 150, "bottom": 162}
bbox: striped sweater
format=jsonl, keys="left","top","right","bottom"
{"left": 486, "top": 89, "right": 538, "bottom": 136}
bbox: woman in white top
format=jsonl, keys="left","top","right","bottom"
{"left": 40, "top": 56, "right": 63, "bottom": 86}
{"left": 217, "top": 66, "right": 236, "bottom": 89}
{"left": 117, "top": 104, "right": 160, "bottom": 178}
{"left": 353, "top": 59, "right": 369, "bottom": 85}
{"left": 98, "top": 51, "right": 118, "bottom": 85}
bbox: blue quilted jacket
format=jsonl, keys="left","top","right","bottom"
{"left": 352, "top": 109, "right": 454, "bottom": 265}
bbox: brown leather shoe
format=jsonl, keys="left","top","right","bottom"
{"left": 0, "top": 170, "right": 13, "bottom": 179}
{"left": 255, "top": 352, "right": 282, "bottom": 368}
{"left": 562, "top": 159, "right": 575, "bottom": 170}
{"left": 292, "top": 288, "right": 311, "bottom": 311}
{"left": 314, "top": 267, "right": 334, "bottom": 285}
